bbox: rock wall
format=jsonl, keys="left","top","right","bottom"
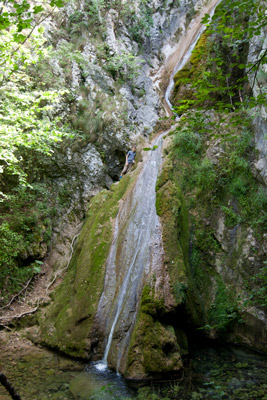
{"left": 36, "top": 0, "right": 204, "bottom": 346}
{"left": 36, "top": 0, "right": 267, "bottom": 381}
{"left": 30, "top": 0, "right": 203, "bottom": 279}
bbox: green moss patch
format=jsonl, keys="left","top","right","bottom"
{"left": 126, "top": 285, "right": 183, "bottom": 379}
{"left": 171, "top": 33, "right": 208, "bottom": 105}
{"left": 156, "top": 157, "right": 190, "bottom": 304}
{"left": 39, "top": 173, "right": 138, "bottom": 358}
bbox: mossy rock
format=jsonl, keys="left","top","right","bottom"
{"left": 156, "top": 153, "right": 205, "bottom": 326}
{"left": 156, "top": 158, "right": 189, "bottom": 299}
{"left": 126, "top": 311, "right": 182, "bottom": 379}
{"left": 38, "top": 173, "right": 138, "bottom": 358}
{"left": 125, "top": 283, "right": 189, "bottom": 379}
{"left": 170, "top": 32, "right": 208, "bottom": 105}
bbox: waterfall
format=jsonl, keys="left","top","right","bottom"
{"left": 95, "top": 0, "right": 220, "bottom": 374}
{"left": 164, "top": 0, "right": 220, "bottom": 113}
{"left": 164, "top": 27, "right": 205, "bottom": 112}
{"left": 95, "top": 132, "right": 166, "bottom": 372}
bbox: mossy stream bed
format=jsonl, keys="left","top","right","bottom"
{"left": 148, "top": 342, "right": 267, "bottom": 400}
{"left": 0, "top": 331, "right": 266, "bottom": 399}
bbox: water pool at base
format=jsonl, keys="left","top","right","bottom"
{"left": 1, "top": 334, "right": 266, "bottom": 400}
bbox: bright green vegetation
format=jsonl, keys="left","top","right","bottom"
{"left": 39, "top": 173, "right": 138, "bottom": 357}
{"left": 0, "top": 26, "right": 74, "bottom": 196}
{"left": 173, "top": 118, "right": 267, "bottom": 232}
{"left": 172, "top": 0, "right": 267, "bottom": 116}
{"left": 163, "top": 0, "right": 267, "bottom": 340}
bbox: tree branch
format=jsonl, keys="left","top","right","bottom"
{"left": 0, "top": 7, "right": 56, "bottom": 69}
{"left": 0, "top": 372, "right": 22, "bottom": 400}
{"left": 0, "top": 301, "right": 40, "bottom": 324}
{"left": 46, "top": 226, "right": 82, "bottom": 292}
{"left": 11, "top": 8, "right": 56, "bottom": 57}
{"left": 0, "top": 277, "right": 33, "bottom": 310}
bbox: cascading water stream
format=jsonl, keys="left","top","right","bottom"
{"left": 164, "top": 28, "right": 205, "bottom": 112}
{"left": 164, "top": 0, "right": 220, "bottom": 113}
{"left": 95, "top": 0, "right": 220, "bottom": 374}
{"left": 95, "top": 131, "right": 166, "bottom": 373}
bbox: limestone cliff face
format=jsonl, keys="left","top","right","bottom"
{"left": 154, "top": 20, "right": 267, "bottom": 356}
{"left": 38, "top": 0, "right": 207, "bottom": 369}
{"left": 37, "top": 0, "right": 267, "bottom": 381}
{"left": 248, "top": 33, "right": 267, "bottom": 186}
{"left": 34, "top": 0, "right": 201, "bottom": 275}
{"left": 44, "top": 0, "right": 200, "bottom": 198}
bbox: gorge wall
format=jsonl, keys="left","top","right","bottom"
{"left": 1, "top": 0, "right": 266, "bottom": 382}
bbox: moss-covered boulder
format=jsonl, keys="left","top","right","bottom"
{"left": 125, "top": 285, "right": 184, "bottom": 379}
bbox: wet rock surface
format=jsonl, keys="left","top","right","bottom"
{"left": 0, "top": 330, "right": 266, "bottom": 400}
{"left": 0, "top": 330, "right": 84, "bottom": 400}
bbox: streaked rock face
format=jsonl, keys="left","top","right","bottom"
{"left": 37, "top": 0, "right": 267, "bottom": 380}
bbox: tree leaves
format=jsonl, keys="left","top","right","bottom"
{"left": 173, "top": 0, "right": 267, "bottom": 123}
{"left": 0, "top": 85, "right": 71, "bottom": 192}
{"left": 0, "top": 13, "right": 73, "bottom": 197}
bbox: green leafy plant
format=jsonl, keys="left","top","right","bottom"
{"left": 104, "top": 50, "right": 140, "bottom": 80}
{"left": 0, "top": 84, "right": 72, "bottom": 196}
{"left": 173, "top": 0, "right": 267, "bottom": 120}
{"left": 207, "top": 278, "right": 240, "bottom": 332}
{"left": 246, "top": 264, "right": 267, "bottom": 308}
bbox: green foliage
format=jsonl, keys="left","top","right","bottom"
{"left": 0, "top": 1, "right": 64, "bottom": 41}
{"left": 0, "top": 81, "right": 72, "bottom": 194}
{"left": 0, "top": 222, "right": 24, "bottom": 268}
{"left": 143, "top": 145, "right": 158, "bottom": 151}
{"left": 173, "top": 128, "right": 203, "bottom": 159}
{"left": 221, "top": 206, "right": 241, "bottom": 227}
{"left": 104, "top": 50, "right": 140, "bottom": 81}
{"left": 87, "top": 0, "right": 105, "bottom": 23}
{"left": 173, "top": 0, "right": 267, "bottom": 121}
{"left": 0, "top": 220, "right": 43, "bottom": 304}
{"left": 129, "top": 0, "right": 154, "bottom": 43}
{"left": 53, "top": 40, "right": 88, "bottom": 71}
{"left": 0, "top": 183, "right": 57, "bottom": 305}
{"left": 0, "top": 21, "right": 78, "bottom": 199}
{"left": 172, "top": 117, "right": 267, "bottom": 232}
{"left": 207, "top": 278, "right": 240, "bottom": 332}
{"left": 246, "top": 265, "right": 267, "bottom": 308}
{"left": 196, "top": 158, "right": 216, "bottom": 191}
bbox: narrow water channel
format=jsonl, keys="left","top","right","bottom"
{"left": 94, "top": 129, "right": 166, "bottom": 374}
